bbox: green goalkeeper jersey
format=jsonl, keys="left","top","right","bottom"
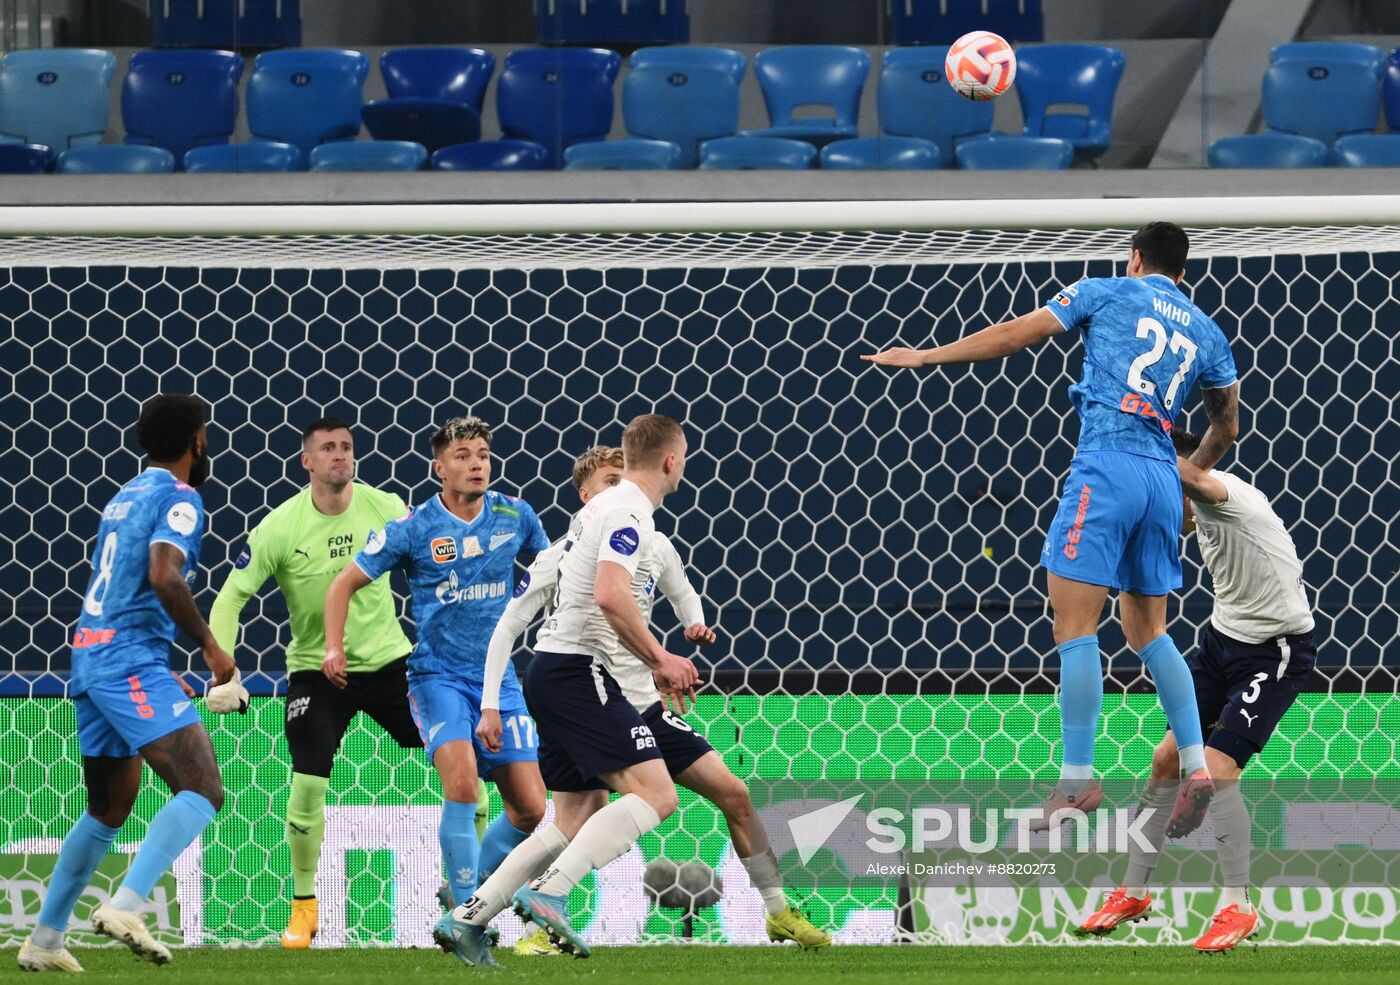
{"left": 211, "top": 483, "right": 412, "bottom": 674}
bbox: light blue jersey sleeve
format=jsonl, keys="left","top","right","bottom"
{"left": 1044, "top": 278, "right": 1115, "bottom": 331}
{"left": 353, "top": 511, "right": 415, "bottom": 581}
{"left": 1197, "top": 323, "right": 1238, "bottom": 390}
{"left": 150, "top": 485, "right": 205, "bottom": 559}
{"left": 520, "top": 500, "right": 550, "bottom": 556}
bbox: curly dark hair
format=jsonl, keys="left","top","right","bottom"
{"left": 136, "top": 394, "right": 206, "bottom": 462}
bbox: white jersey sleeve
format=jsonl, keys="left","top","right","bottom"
{"left": 1191, "top": 471, "right": 1314, "bottom": 643}
{"left": 481, "top": 539, "right": 564, "bottom": 710}
{"left": 600, "top": 532, "right": 705, "bottom": 712}
{"left": 655, "top": 535, "right": 704, "bottom": 629}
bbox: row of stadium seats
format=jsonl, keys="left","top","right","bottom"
{"left": 0, "top": 43, "right": 1123, "bottom": 173}
{"left": 1209, "top": 43, "right": 1400, "bottom": 167}
{"left": 0, "top": 132, "right": 1074, "bottom": 173}
{"left": 146, "top": 1, "right": 1042, "bottom": 51}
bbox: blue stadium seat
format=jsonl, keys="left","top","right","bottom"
{"left": 879, "top": 47, "right": 992, "bottom": 168}
{"left": 537, "top": 0, "right": 688, "bottom": 45}
{"left": 623, "top": 46, "right": 746, "bottom": 168}
{"left": 890, "top": 0, "right": 1043, "bottom": 45}
{"left": 1388, "top": 50, "right": 1400, "bottom": 130}
{"left": 1206, "top": 134, "right": 1329, "bottom": 169}
{"left": 380, "top": 47, "right": 495, "bottom": 106}
{"left": 564, "top": 138, "right": 680, "bottom": 169}
{"left": 955, "top": 134, "right": 1071, "bottom": 169}
{"left": 1270, "top": 42, "right": 1386, "bottom": 74}
{"left": 57, "top": 145, "right": 176, "bottom": 174}
{"left": 309, "top": 140, "right": 427, "bottom": 172}
{"left": 362, "top": 100, "right": 481, "bottom": 153}
{"left": 1333, "top": 133, "right": 1400, "bottom": 167}
{"left": 0, "top": 49, "right": 116, "bottom": 151}
{"left": 496, "top": 48, "right": 621, "bottom": 168}
{"left": 183, "top": 141, "right": 300, "bottom": 172}
{"left": 698, "top": 136, "right": 815, "bottom": 170}
{"left": 151, "top": 0, "right": 301, "bottom": 49}
{"left": 121, "top": 49, "right": 243, "bottom": 169}
{"left": 362, "top": 48, "right": 495, "bottom": 154}
{"left": 820, "top": 136, "right": 939, "bottom": 169}
{"left": 431, "top": 139, "right": 552, "bottom": 171}
{"left": 0, "top": 143, "right": 56, "bottom": 173}
{"left": 1015, "top": 44, "right": 1124, "bottom": 160}
{"left": 742, "top": 46, "right": 871, "bottom": 147}
{"left": 1262, "top": 58, "right": 1380, "bottom": 145}
{"left": 246, "top": 49, "right": 368, "bottom": 167}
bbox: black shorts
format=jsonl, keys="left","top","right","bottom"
{"left": 527, "top": 650, "right": 662, "bottom": 793}
{"left": 1184, "top": 623, "right": 1316, "bottom": 768}
{"left": 641, "top": 700, "right": 714, "bottom": 777}
{"left": 285, "top": 656, "right": 421, "bottom": 777}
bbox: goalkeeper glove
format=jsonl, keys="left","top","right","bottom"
{"left": 205, "top": 667, "right": 250, "bottom": 715}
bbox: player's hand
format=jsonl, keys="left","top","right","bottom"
{"left": 322, "top": 648, "right": 348, "bottom": 689}
{"left": 202, "top": 641, "right": 236, "bottom": 685}
{"left": 206, "top": 666, "right": 250, "bottom": 715}
{"left": 684, "top": 623, "right": 716, "bottom": 646}
{"left": 654, "top": 651, "right": 701, "bottom": 712}
{"left": 476, "top": 708, "right": 504, "bottom": 754}
{"left": 860, "top": 347, "right": 928, "bottom": 368}
{"left": 171, "top": 671, "right": 197, "bottom": 699}
{"left": 657, "top": 681, "right": 694, "bottom": 715}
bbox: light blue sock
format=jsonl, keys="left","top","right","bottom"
{"left": 440, "top": 800, "right": 481, "bottom": 907}
{"left": 478, "top": 814, "right": 532, "bottom": 884}
{"left": 1140, "top": 633, "right": 1207, "bottom": 774}
{"left": 111, "top": 791, "right": 216, "bottom": 910}
{"left": 35, "top": 813, "right": 120, "bottom": 940}
{"left": 1058, "top": 635, "right": 1103, "bottom": 791}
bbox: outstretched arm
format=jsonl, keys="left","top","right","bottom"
{"left": 1191, "top": 383, "right": 1240, "bottom": 471}
{"left": 861, "top": 308, "right": 1064, "bottom": 369}
{"left": 149, "top": 543, "right": 235, "bottom": 685}
{"left": 323, "top": 564, "right": 372, "bottom": 688}
{"left": 1176, "top": 456, "right": 1229, "bottom": 505}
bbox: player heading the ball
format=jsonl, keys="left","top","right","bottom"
{"left": 20, "top": 396, "right": 236, "bottom": 973}
{"left": 863, "top": 222, "right": 1241, "bottom": 837}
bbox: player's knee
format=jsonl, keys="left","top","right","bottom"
{"left": 715, "top": 775, "right": 753, "bottom": 823}
{"left": 1150, "top": 740, "right": 1180, "bottom": 780}
{"left": 642, "top": 786, "right": 679, "bottom": 821}
{"left": 506, "top": 797, "right": 546, "bottom": 832}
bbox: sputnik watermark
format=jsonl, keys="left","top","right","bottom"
{"left": 786, "top": 795, "right": 1159, "bottom": 868}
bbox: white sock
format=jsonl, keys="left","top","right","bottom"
{"left": 740, "top": 848, "right": 787, "bottom": 917}
{"left": 1058, "top": 763, "right": 1094, "bottom": 796}
{"left": 1123, "top": 780, "right": 1176, "bottom": 896}
{"left": 1220, "top": 886, "right": 1252, "bottom": 912}
{"left": 1178, "top": 743, "right": 1207, "bottom": 776}
{"left": 457, "top": 824, "right": 570, "bottom": 927}
{"left": 30, "top": 925, "right": 64, "bottom": 950}
{"left": 533, "top": 794, "right": 660, "bottom": 897}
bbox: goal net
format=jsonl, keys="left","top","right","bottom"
{"left": 1, "top": 200, "right": 1396, "bottom": 948}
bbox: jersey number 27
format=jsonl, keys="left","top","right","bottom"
{"left": 1127, "top": 316, "right": 1198, "bottom": 412}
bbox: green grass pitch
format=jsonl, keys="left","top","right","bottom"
{"left": 6, "top": 945, "right": 1400, "bottom": 984}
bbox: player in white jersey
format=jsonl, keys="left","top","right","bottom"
{"left": 1079, "top": 430, "right": 1316, "bottom": 953}
{"left": 432, "top": 416, "right": 700, "bottom": 965}
{"left": 475, "top": 446, "right": 828, "bottom": 955}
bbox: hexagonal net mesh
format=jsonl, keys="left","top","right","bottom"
{"left": 0, "top": 220, "right": 1396, "bottom": 947}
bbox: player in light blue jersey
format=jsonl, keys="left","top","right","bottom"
{"left": 19, "top": 396, "right": 238, "bottom": 974}
{"left": 864, "top": 223, "right": 1241, "bottom": 837}
{"left": 324, "top": 415, "right": 551, "bottom": 927}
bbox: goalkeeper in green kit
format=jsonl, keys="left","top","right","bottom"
{"left": 211, "top": 417, "right": 482, "bottom": 948}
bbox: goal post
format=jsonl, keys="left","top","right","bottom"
{"left": 0, "top": 197, "right": 1395, "bottom": 947}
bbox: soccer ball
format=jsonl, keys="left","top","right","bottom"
{"left": 945, "top": 30, "right": 1017, "bottom": 101}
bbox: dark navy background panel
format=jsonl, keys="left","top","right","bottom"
{"left": 1, "top": 252, "right": 1395, "bottom": 695}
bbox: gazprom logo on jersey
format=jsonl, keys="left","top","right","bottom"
{"left": 435, "top": 570, "right": 508, "bottom": 605}
{"left": 609, "top": 527, "right": 640, "bottom": 556}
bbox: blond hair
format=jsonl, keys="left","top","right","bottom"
{"left": 572, "top": 445, "right": 624, "bottom": 492}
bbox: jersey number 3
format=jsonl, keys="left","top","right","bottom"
{"left": 1127, "top": 316, "right": 1198, "bottom": 412}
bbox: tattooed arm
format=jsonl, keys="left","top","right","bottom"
{"left": 1190, "top": 383, "right": 1240, "bottom": 471}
